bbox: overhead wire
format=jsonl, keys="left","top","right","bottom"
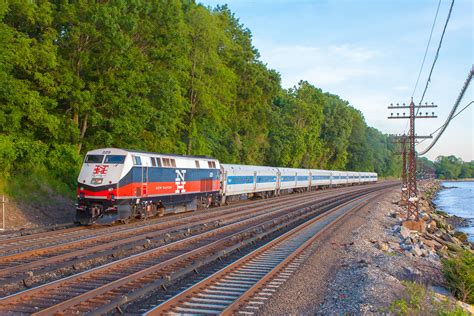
{"left": 411, "top": 0, "right": 442, "bottom": 99}
{"left": 416, "top": 0, "right": 455, "bottom": 113}
{"left": 417, "top": 100, "right": 473, "bottom": 146}
{"left": 403, "top": 0, "right": 443, "bottom": 134}
{"left": 417, "top": 66, "right": 473, "bottom": 155}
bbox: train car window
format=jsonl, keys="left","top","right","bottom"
{"left": 208, "top": 161, "right": 212, "bottom": 168}
{"left": 85, "top": 155, "right": 104, "bottom": 163}
{"left": 133, "top": 156, "right": 142, "bottom": 166}
{"left": 156, "top": 157, "right": 162, "bottom": 167}
{"left": 171, "top": 159, "right": 176, "bottom": 167}
{"left": 104, "top": 155, "right": 126, "bottom": 164}
{"left": 211, "top": 161, "right": 216, "bottom": 168}
{"left": 151, "top": 157, "right": 156, "bottom": 167}
{"left": 162, "top": 158, "right": 170, "bottom": 167}
{"left": 195, "top": 160, "right": 200, "bottom": 168}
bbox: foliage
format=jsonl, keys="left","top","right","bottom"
{"left": 0, "top": 0, "right": 402, "bottom": 198}
{"left": 388, "top": 281, "right": 469, "bottom": 315}
{"left": 442, "top": 250, "right": 474, "bottom": 304}
{"left": 434, "top": 156, "right": 474, "bottom": 179}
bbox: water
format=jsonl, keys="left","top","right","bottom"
{"left": 434, "top": 181, "right": 474, "bottom": 242}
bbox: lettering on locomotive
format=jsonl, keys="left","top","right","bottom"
{"left": 175, "top": 169, "right": 186, "bottom": 193}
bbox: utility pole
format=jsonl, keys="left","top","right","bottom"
{"left": 388, "top": 100, "right": 436, "bottom": 222}
{"left": 391, "top": 134, "right": 409, "bottom": 206}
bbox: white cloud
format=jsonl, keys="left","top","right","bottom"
{"left": 392, "top": 85, "right": 410, "bottom": 91}
{"left": 257, "top": 43, "right": 379, "bottom": 88}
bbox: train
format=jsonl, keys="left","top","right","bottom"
{"left": 76, "top": 148, "right": 377, "bottom": 224}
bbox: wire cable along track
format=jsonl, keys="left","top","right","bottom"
{"left": 144, "top": 190, "right": 386, "bottom": 315}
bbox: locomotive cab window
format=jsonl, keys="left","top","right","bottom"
{"left": 208, "top": 161, "right": 216, "bottom": 168}
{"left": 85, "top": 155, "right": 104, "bottom": 164}
{"left": 104, "top": 155, "right": 126, "bottom": 164}
{"left": 151, "top": 157, "right": 156, "bottom": 167}
{"left": 163, "top": 158, "right": 175, "bottom": 167}
{"left": 195, "top": 160, "right": 200, "bottom": 168}
{"left": 156, "top": 157, "right": 162, "bottom": 167}
{"left": 133, "top": 156, "right": 142, "bottom": 166}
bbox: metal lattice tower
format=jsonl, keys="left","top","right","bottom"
{"left": 388, "top": 100, "right": 437, "bottom": 221}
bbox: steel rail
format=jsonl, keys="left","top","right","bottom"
{"left": 0, "top": 187, "right": 352, "bottom": 286}
{"left": 0, "top": 184, "right": 348, "bottom": 253}
{"left": 145, "top": 189, "right": 387, "bottom": 315}
{"left": 0, "top": 184, "right": 392, "bottom": 314}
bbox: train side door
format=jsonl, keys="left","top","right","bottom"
{"left": 142, "top": 166, "right": 148, "bottom": 197}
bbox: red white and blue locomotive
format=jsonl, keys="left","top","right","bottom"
{"left": 76, "top": 148, "right": 377, "bottom": 224}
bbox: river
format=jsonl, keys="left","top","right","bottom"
{"left": 434, "top": 181, "right": 474, "bottom": 242}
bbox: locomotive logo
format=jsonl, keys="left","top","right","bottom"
{"left": 93, "top": 165, "right": 109, "bottom": 175}
{"left": 175, "top": 170, "right": 186, "bottom": 193}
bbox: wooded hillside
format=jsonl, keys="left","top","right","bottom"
{"left": 0, "top": 0, "right": 400, "bottom": 195}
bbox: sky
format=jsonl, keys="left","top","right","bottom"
{"left": 200, "top": 0, "right": 473, "bottom": 162}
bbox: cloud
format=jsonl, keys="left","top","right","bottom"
{"left": 257, "top": 43, "right": 379, "bottom": 88}
{"left": 392, "top": 85, "right": 410, "bottom": 91}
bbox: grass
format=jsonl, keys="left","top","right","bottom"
{"left": 442, "top": 250, "right": 474, "bottom": 304}
{"left": 388, "top": 281, "right": 469, "bottom": 315}
{"left": 3, "top": 169, "right": 76, "bottom": 203}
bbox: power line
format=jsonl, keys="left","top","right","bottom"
{"left": 417, "top": 100, "right": 474, "bottom": 146}
{"left": 418, "top": 65, "right": 473, "bottom": 155}
{"left": 411, "top": 0, "right": 442, "bottom": 99}
{"left": 417, "top": 0, "right": 455, "bottom": 110}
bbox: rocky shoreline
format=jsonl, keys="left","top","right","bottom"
{"left": 260, "top": 180, "right": 473, "bottom": 314}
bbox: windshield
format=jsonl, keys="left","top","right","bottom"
{"left": 85, "top": 155, "right": 104, "bottom": 164}
{"left": 104, "top": 155, "right": 126, "bottom": 164}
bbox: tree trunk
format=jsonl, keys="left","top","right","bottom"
{"left": 77, "top": 113, "right": 89, "bottom": 154}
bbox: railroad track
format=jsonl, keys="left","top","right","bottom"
{"left": 0, "top": 182, "right": 395, "bottom": 314}
{"left": 144, "top": 189, "right": 388, "bottom": 315}
{"left": 0, "top": 185, "right": 353, "bottom": 255}
{"left": 0, "top": 185, "right": 380, "bottom": 289}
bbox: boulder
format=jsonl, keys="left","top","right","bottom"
{"left": 400, "top": 243, "right": 412, "bottom": 251}
{"left": 388, "top": 242, "right": 401, "bottom": 251}
{"left": 377, "top": 242, "right": 389, "bottom": 252}
{"left": 426, "top": 220, "right": 437, "bottom": 233}
{"left": 411, "top": 244, "right": 423, "bottom": 256}
{"left": 402, "top": 220, "right": 425, "bottom": 233}
{"left": 420, "top": 238, "right": 442, "bottom": 250}
{"left": 453, "top": 231, "right": 468, "bottom": 243}
{"left": 400, "top": 226, "right": 411, "bottom": 239}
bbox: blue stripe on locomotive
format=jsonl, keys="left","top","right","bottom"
{"left": 119, "top": 167, "right": 220, "bottom": 187}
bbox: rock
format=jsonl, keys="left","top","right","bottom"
{"left": 441, "top": 233, "right": 457, "bottom": 244}
{"left": 420, "top": 212, "right": 430, "bottom": 221}
{"left": 377, "top": 242, "right": 389, "bottom": 252}
{"left": 426, "top": 220, "right": 437, "bottom": 233}
{"left": 400, "top": 226, "right": 411, "bottom": 239}
{"left": 400, "top": 243, "right": 412, "bottom": 251}
{"left": 404, "top": 237, "right": 413, "bottom": 245}
{"left": 453, "top": 231, "right": 468, "bottom": 242}
{"left": 420, "top": 237, "right": 441, "bottom": 250}
{"left": 411, "top": 244, "right": 423, "bottom": 256}
{"left": 388, "top": 242, "right": 401, "bottom": 251}
{"left": 402, "top": 220, "right": 425, "bottom": 233}
{"left": 369, "top": 238, "right": 377, "bottom": 244}
{"left": 392, "top": 225, "right": 400, "bottom": 233}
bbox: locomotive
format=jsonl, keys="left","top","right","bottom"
{"left": 76, "top": 148, "right": 377, "bottom": 224}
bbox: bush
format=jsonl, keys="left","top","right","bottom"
{"left": 442, "top": 250, "right": 474, "bottom": 304}
{"left": 389, "top": 281, "right": 469, "bottom": 315}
